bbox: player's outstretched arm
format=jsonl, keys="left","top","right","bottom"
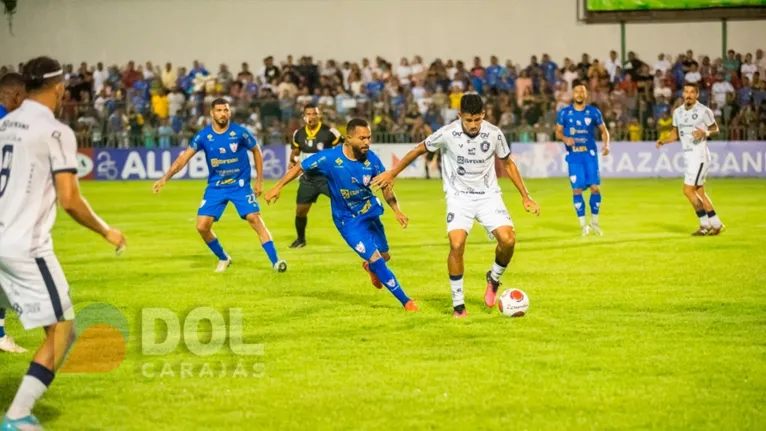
{"left": 252, "top": 146, "right": 264, "bottom": 197}
{"left": 381, "top": 185, "right": 408, "bottom": 228}
{"left": 555, "top": 125, "right": 575, "bottom": 147}
{"left": 264, "top": 163, "right": 304, "bottom": 205}
{"left": 54, "top": 172, "right": 127, "bottom": 254}
{"left": 371, "top": 142, "right": 428, "bottom": 189}
{"left": 502, "top": 157, "right": 540, "bottom": 216}
{"left": 153, "top": 147, "right": 196, "bottom": 193}
{"left": 656, "top": 128, "right": 679, "bottom": 149}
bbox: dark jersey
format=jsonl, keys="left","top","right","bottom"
{"left": 293, "top": 122, "right": 343, "bottom": 183}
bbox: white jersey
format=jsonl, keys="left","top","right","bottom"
{"left": 0, "top": 100, "right": 78, "bottom": 258}
{"left": 425, "top": 120, "right": 510, "bottom": 199}
{"left": 672, "top": 102, "right": 715, "bottom": 162}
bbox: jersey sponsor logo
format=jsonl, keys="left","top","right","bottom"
{"left": 355, "top": 241, "right": 366, "bottom": 254}
{"left": 468, "top": 148, "right": 476, "bottom": 155}
{"left": 210, "top": 157, "right": 239, "bottom": 168}
{"left": 457, "top": 166, "right": 466, "bottom": 176}
{"left": 451, "top": 131, "right": 462, "bottom": 138}
{"left": 480, "top": 133, "right": 489, "bottom": 139}
{"left": 446, "top": 212, "right": 455, "bottom": 223}
{"left": 480, "top": 141, "right": 490, "bottom": 153}
{"left": 457, "top": 156, "right": 485, "bottom": 165}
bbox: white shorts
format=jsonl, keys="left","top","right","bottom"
{"left": 446, "top": 194, "right": 514, "bottom": 234}
{"left": 684, "top": 159, "right": 710, "bottom": 186}
{"left": 0, "top": 254, "right": 75, "bottom": 330}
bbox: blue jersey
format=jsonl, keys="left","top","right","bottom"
{"left": 557, "top": 104, "right": 604, "bottom": 164}
{"left": 190, "top": 123, "right": 258, "bottom": 188}
{"left": 0, "top": 104, "right": 7, "bottom": 119}
{"left": 300, "top": 145, "right": 386, "bottom": 228}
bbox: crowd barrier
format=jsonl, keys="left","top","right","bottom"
{"left": 75, "top": 141, "right": 766, "bottom": 181}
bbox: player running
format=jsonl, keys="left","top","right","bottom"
{"left": 288, "top": 103, "right": 343, "bottom": 248}
{"left": 372, "top": 94, "right": 540, "bottom": 318}
{"left": 0, "top": 56, "right": 126, "bottom": 430}
{"left": 656, "top": 83, "right": 724, "bottom": 236}
{"left": 265, "top": 118, "right": 418, "bottom": 312}
{"left": 555, "top": 82, "right": 610, "bottom": 236}
{"left": 153, "top": 98, "right": 286, "bottom": 272}
{"left": 0, "top": 72, "right": 28, "bottom": 354}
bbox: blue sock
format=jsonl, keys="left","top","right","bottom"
{"left": 262, "top": 241, "right": 279, "bottom": 266}
{"left": 0, "top": 308, "right": 5, "bottom": 338}
{"left": 369, "top": 259, "right": 411, "bottom": 306}
{"left": 573, "top": 194, "right": 586, "bottom": 217}
{"left": 206, "top": 238, "right": 228, "bottom": 261}
{"left": 590, "top": 193, "right": 601, "bottom": 215}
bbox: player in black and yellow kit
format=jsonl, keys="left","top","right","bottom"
{"left": 288, "top": 104, "right": 343, "bottom": 248}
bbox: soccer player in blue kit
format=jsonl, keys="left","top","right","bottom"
{"left": 153, "top": 98, "right": 286, "bottom": 272}
{"left": 555, "top": 82, "right": 610, "bottom": 236}
{"left": 264, "top": 118, "right": 418, "bottom": 312}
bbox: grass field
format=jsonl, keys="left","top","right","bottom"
{"left": 2, "top": 178, "right": 765, "bottom": 430}
{"left": 586, "top": 0, "right": 766, "bottom": 11}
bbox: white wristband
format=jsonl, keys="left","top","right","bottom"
{"left": 705, "top": 130, "right": 710, "bottom": 138}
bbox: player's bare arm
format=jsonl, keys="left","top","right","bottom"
{"left": 265, "top": 163, "right": 304, "bottom": 204}
{"left": 371, "top": 142, "right": 428, "bottom": 189}
{"left": 692, "top": 123, "right": 719, "bottom": 140}
{"left": 252, "top": 145, "right": 264, "bottom": 197}
{"left": 288, "top": 147, "right": 301, "bottom": 169}
{"left": 656, "top": 127, "right": 679, "bottom": 148}
{"left": 599, "top": 124, "right": 611, "bottom": 156}
{"left": 555, "top": 124, "right": 575, "bottom": 147}
{"left": 502, "top": 157, "right": 540, "bottom": 216}
{"left": 381, "top": 185, "right": 408, "bottom": 228}
{"left": 54, "top": 171, "right": 126, "bottom": 253}
{"left": 153, "top": 147, "right": 196, "bottom": 193}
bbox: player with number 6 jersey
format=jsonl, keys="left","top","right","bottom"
{"left": 153, "top": 98, "right": 286, "bottom": 272}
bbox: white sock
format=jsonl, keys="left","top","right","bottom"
{"left": 698, "top": 215, "right": 710, "bottom": 228}
{"left": 578, "top": 216, "right": 587, "bottom": 227}
{"left": 591, "top": 214, "right": 599, "bottom": 225}
{"left": 708, "top": 214, "right": 722, "bottom": 228}
{"left": 450, "top": 276, "right": 464, "bottom": 308}
{"left": 490, "top": 261, "right": 507, "bottom": 282}
{"left": 7, "top": 375, "right": 49, "bottom": 419}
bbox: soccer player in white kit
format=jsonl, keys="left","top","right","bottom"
{"left": 0, "top": 57, "right": 126, "bottom": 430}
{"left": 656, "top": 83, "right": 725, "bottom": 236}
{"left": 372, "top": 94, "right": 540, "bottom": 318}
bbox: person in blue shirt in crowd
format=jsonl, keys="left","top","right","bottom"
{"left": 265, "top": 118, "right": 418, "bottom": 312}
{"left": 0, "top": 72, "right": 28, "bottom": 354}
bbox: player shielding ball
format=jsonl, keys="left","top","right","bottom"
{"left": 0, "top": 56, "right": 126, "bottom": 430}
{"left": 555, "top": 82, "right": 610, "bottom": 236}
{"left": 372, "top": 94, "right": 540, "bottom": 318}
{"left": 656, "top": 83, "right": 725, "bottom": 236}
{"left": 288, "top": 104, "right": 343, "bottom": 248}
{"left": 153, "top": 98, "right": 287, "bottom": 272}
{"left": 0, "top": 72, "right": 28, "bottom": 354}
{"left": 265, "top": 118, "right": 418, "bottom": 312}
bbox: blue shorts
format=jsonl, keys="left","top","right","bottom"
{"left": 338, "top": 216, "right": 390, "bottom": 261}
{"left": 567, "top": 157, "right": 600, "bottom": 190}
{"left": 198, "top": 186, "right": 260, "bottom": 221}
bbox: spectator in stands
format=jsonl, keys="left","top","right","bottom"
{"left": 723, "top": 50, "right": 739, "bottom": 79}
{"left": 653, "top": 53, "right": 671, "bottom": 75}
{"left": 396, "top": 57, "right": 411, "bottom": 86}
{"left": 741, "top": 53, "right": 757, "bottom": 82}
{"left": 143, "top": 61, "right": 155, "bottom": 80}
{"left": 738, "top": 77, "right": 753, "bottom": 107}
{"left": 122, "top": 61, "right": 141, "bottom": 88}
{"left": 541, "top": 54, "right": 558, "bottom": 85}
{"left": 161, "top": 63, "right": 176, "bottom": 90}
{"left": 577, "top": 53, "right": 591, "bottom": 77}
{"left": 712, "top": 73, "right": 735, "bottom": 107}
{"left": 93, "top": 62, "right": 109, "bottom": 93}
{"left": 627, "top": 118, "right": 641, "bottom": 141}
{"left": 657, "top": 110, "right": 673, "bottom": 141}
{"left": 188, "top": 60, "right": 209, "bottom": 79}
{"left": 605, "top": 50, "right": 619, "bottom": 82}
{"left": 471, "top": 56, "right": 485, "bottom": 78}
{"left": 682, "top": 50, "right": 698, "bottom": 72}
{"left": 685, "top": 63, "right": 702, "bottom": 85}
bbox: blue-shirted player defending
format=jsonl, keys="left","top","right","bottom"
{"left": 0, "top": 72, "right": 28, "bottom": 354}
{"left": 555, "top": 82, "right": 610, "bottom": 236}
{"left": 153, "top": 98, "right": 286, "bottom": 272}
{"left": 264, "top": 118, "right": 418, "bottom": 312}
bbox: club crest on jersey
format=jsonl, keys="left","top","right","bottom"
{"left": 585, "top": 118, "right": 592, "bottom": 126}
{"left": 363, "top": 175, "right": 371, "bottom": 186}
{"left": 447, "top": 212, "right": 455, "bottom": 223}
{"left": 468, "top": 148, "right": 476, "bottom": 155}
{"left": 207, "top": 134, "right": 213, "bottom": 141}
{"left": 692, "top": 113, "right": 698, "bottom": 120}
{"left": 480, "top": 141, "right": 490, "bottom": 153}
{"left": 229, "top": 143, "right": 238, "bottom": 152}
{"left": 355, "top": 242, "right": 366, "bottom": 254}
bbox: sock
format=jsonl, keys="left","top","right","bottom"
{"left": 6, "top": 362, "right": 55, "bottom": 419}
{"left": 262, "top": 241, "right": 279, "bottom": 266}
{"left": 707, "top": 210, "right": 722, "bottom": 228}
{"left": 205, "top": 238, "right": 228, "bottom": 261}
{"left": 369, "top": 259, "right": 410, "bottom": 306}
{"left": 490, "top": 257, "right": 507, "bottom": 282}
{"left": 590, "top": 193, "right": 601, "bottom": 222}
{"left": 0, "top": 308, "right": 5, "bottom": 338}
{"left": 695, "top": 209, "right": 710, "bottom": 227}
{"left": 573, "top": 194, "right": 586, "bottom": 225}
{"left": 295, "top": 216, "right": 307, "bottom": 240}
{"left": 449, "top": 274, "right": 464, "bottom": 308}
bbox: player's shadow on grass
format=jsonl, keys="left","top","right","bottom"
{"left": 0, "top": 376, "right": 61, "bottom": 422}
{"left": 652, "top": 222, "right": 693, "bottom": 234}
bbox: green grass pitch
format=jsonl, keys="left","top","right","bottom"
{"left": 1, "top": 178, "right": 765, "bottom": 430}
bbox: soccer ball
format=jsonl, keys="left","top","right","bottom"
{"left": 497, "top": 289, "right": 529, "bottom": 317}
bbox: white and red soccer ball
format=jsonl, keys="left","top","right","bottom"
{"left": 497, "top": 288, "right": 530, "bottom": 317}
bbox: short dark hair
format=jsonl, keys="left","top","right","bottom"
{"left": 683, "top": 82, "right": 699, "bottom": 93}
{"left": 346, "top": 118, "right": 369, "bottom": 135}
{"left": 460, "top": 93, "right": 484, "bottom": 115}
{"left": 22, "top": 56, "right": 63, "bottom": 93}
{"left": 210, "top": 98, "right": 229, "bottom": 109}
{"left": 572, "top": 80, "right": 587, "bottom": 90}
{"left": 303, "top": 103, "right": 318, "bottom": 112}
{"left": 0, "top": 72, "right": 25, "bottom": 90}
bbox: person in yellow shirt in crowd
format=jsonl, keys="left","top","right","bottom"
{"left": 627, "top": 118, "right": 642, "bottom": 142}
{"left": 152, "top": 89, "right": 170, "bottom": 120}
{"left": 657, "top": 111, "right": 673, "bottom": 142}
{"left": 161, "top": 63, "right": 177, "bottom": 90}
{"left": 449, "top": 84, "right": 463, "bottom": 110}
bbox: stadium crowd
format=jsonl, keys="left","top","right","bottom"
{"left": 1, "top": 49, "right": 766, "bottom": 147}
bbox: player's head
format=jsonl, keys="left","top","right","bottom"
{"left": 458, "top": 93, "right": 484, "bottom": 136}
{"left": 572, "top": 81, "right": 588, "bottom": 105}
{"left": 22, "top": 56, "right": 65, "bottom": 111}
{"left": 0, "top": 72, "right": 26, "bottom": 112}
{"left": 345, "top": 118, "right": 371, "bottom": 161}
{"left": 303, "top": 103, "right": 319, "bottom": 127}
{"left": 682, "top": 83, "right": 699, "bottom": 107}
{"left": 209, "top": 98, "right": 230, "bottom": 128}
